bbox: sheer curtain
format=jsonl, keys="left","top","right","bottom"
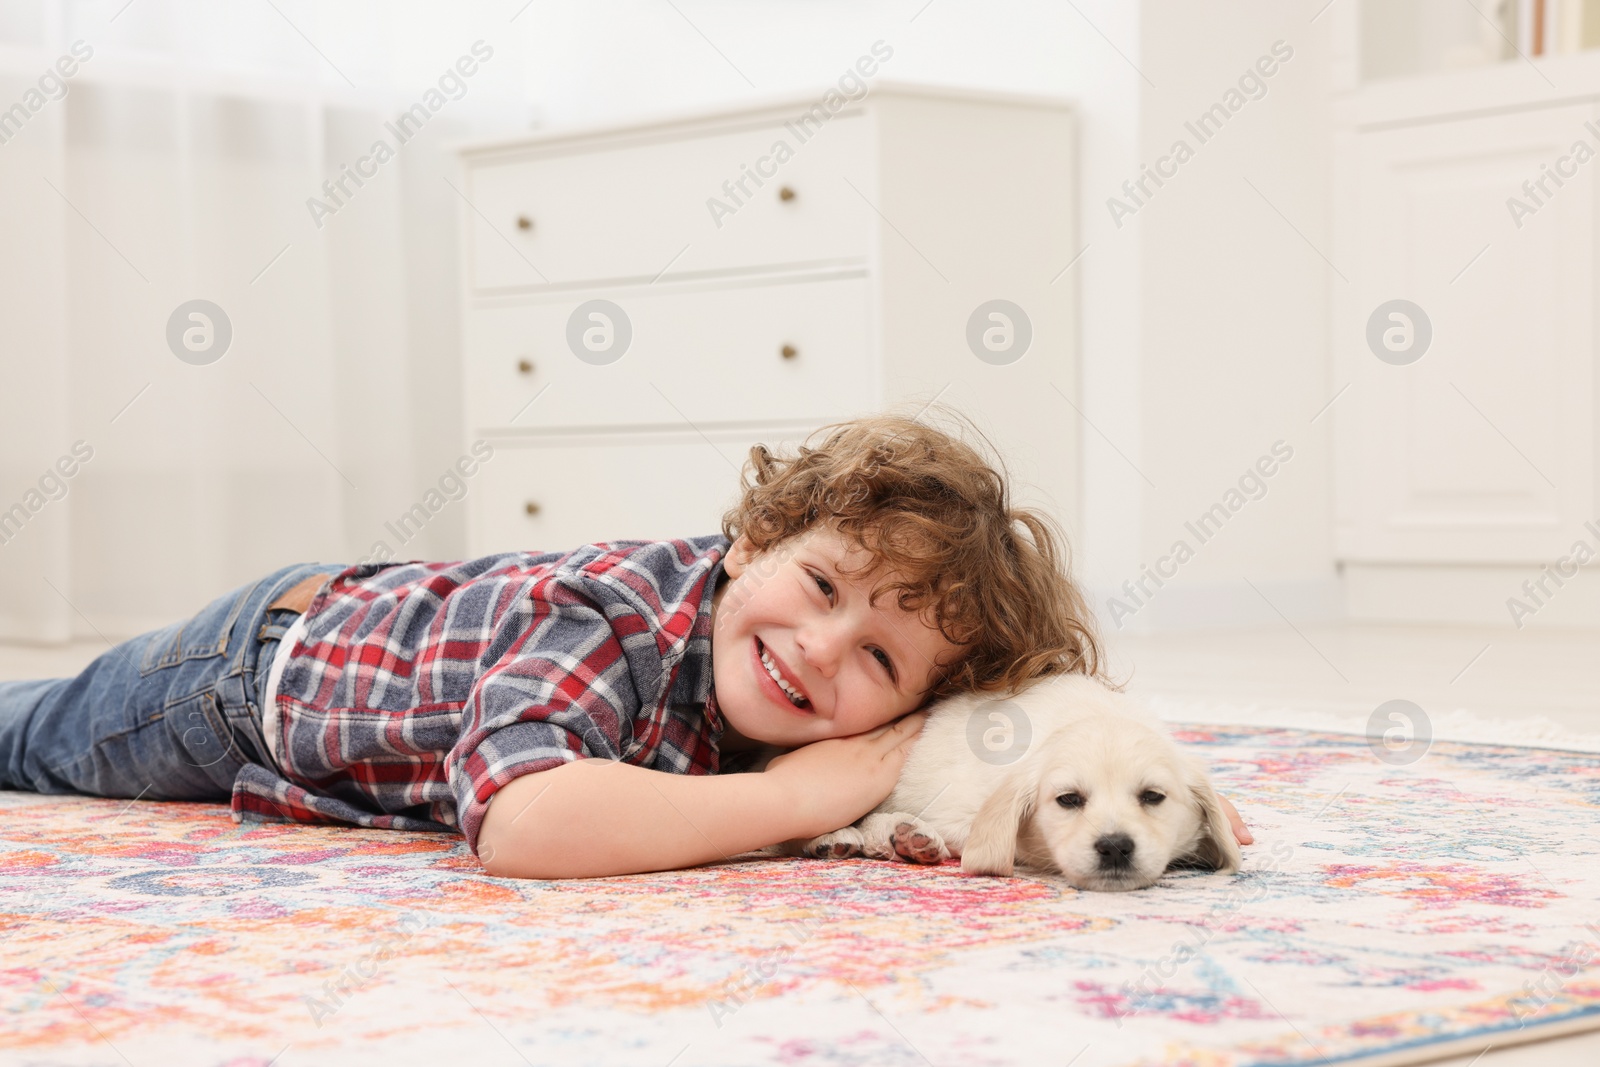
{"left": 0, "top": 0, "right": 537, "bottom": 639}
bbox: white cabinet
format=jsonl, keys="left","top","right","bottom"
{"left": 462, "top": 276, "right": 874, "bottom": 433}
{"left": 469, "top": 428, "right": 817, "bottom": 551}
{"left": 464, "top": 117, "right": 873, "bottom": 291}
{"left": 1335, "top": 101, "right": 1598, "bottom": 565}
{"left": 455, "top": 84, "right": 1078, "bottom": 556}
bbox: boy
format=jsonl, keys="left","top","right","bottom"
{"left": 0, "top": 414, "right": 1242, "bottom": 878}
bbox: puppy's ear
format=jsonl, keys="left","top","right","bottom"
{"left": 961, "top": 769, "right": 1036, "bottom": 877}
{"left": 1179, "top": 758, "right": 1242, "bottom": 874}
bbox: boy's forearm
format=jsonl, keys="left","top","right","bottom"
{"left": 477, "top": 758, "right": 808, "bottom": 879}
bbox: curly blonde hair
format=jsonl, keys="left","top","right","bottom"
{"left": 720, "top": 407, "right": 1106, "bottom": 701}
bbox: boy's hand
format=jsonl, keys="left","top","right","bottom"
{"left": 763, "top": 711, "right": 928, "bottom": 838}
{"left": 1219, "top": 794, "right": 1253, "bottom": 845}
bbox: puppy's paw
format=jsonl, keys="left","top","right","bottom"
{"left": 855, "top": 812, "right": 948, "bottom": 864}
{"left": 803, "top": 826, "right": 866, "bottom": 860}
{"left": 890, "top": 817, "right": 950, "bottom": 865}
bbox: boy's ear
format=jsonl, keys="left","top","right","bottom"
{"left": 724, "top": 535, "right": 754, "bottom": 578}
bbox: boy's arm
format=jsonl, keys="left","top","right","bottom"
{"left": 1219, "top": 794, "right": 1253, "bottom": 845}
{"left": 477, "top": 712, "right": 927, "bottom": 879}
{"left": 477, "top": 760, "right": 799, "bottom": 878}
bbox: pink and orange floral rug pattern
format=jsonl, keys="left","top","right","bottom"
{"left": 2, "top": 724, "right": 1597, "bottom": 1066}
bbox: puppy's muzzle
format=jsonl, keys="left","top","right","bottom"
{"left": 1093, "top": 832, "right": 1136, "bottom": 871}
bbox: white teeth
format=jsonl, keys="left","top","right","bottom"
{"left": 759, "top": 645, "right": 806, "bottom": 706}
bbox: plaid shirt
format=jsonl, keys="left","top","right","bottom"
{"left": 230, "top": 536, "right": 732, "bottom": 856}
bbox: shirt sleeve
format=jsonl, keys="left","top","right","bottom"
{"left": 446, "top": 575, "right": 641, "bottom": 857}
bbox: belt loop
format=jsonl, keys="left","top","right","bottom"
{"left": 230, "top": 565, "right": 320, "bottom": 677}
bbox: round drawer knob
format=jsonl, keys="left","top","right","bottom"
{"left": 780, "top": 344, "right": 798, "bottom": 360}
{"left": 524, "top": 501, "right": 542, "bottom": 517}
{"left": 778, "top": 186, "right": 796, "bottom": 202}
{"left": 516, "top": 215, "right": 534, "bottom": 231}
{"left": 517, "top": 359, "right": 535, "bottom": 375}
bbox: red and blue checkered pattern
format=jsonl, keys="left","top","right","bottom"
{"left": 231, "top": 537, "right": 731, "bottom": 856}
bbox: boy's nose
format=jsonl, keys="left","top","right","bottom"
{"left": 795, "top": 626, "right": 845, "bottom": 676}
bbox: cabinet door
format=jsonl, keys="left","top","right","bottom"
{"left": 464, "top": 115, "right": 872, "bottom": 292}
{"left": 465, "top": 427, "right": 818, "bottom": 556}
{"left": 462, "top": 276, "right": 874, "bottom": 434}
{"left": 1336, "top": 104, "right": 1596, "bottom": 563}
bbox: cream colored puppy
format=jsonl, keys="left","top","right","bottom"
{"left": 789, "top": 673, "right": 1241, "bottom": 890}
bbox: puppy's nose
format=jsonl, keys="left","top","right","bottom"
{"left": 1093, "top": 832, "right": 1135, "bottom": 869}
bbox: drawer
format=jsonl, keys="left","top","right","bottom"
{"left": 466, "top": 427, "right": 819, "bottom": 556}
{"left": 464, "top": 115, "right": 872, "bottom": 291}
{"left": 463, "top": 276, "right": 875, "bottom": 432}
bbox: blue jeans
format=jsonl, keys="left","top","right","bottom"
{"left": 0, "top": 563, "right": 345, "bottom": 802}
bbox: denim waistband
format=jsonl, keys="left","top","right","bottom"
{"left": 219, "top": 563, "right": 347, "bottom": 773}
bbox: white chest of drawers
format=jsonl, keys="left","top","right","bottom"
{"left": 454, "top": 82, "right": 1078, "bottom": 555}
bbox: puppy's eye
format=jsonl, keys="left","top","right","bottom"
{"left": 1139, "top": 790, "right": 1166, "bottom": 806}
{"left": 1055, "top": 792, "right": 1085, "bottom": 810}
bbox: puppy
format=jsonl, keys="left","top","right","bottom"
{"left": 789, "top": 673, "right": 1241, "bottom": 890}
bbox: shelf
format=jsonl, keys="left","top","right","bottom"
{"left": 1337, "top": 46, "right": 1600, "bottom": 127}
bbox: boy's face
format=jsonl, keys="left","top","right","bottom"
{"left": 709, "top": 525, "right": 960, "bottom": 748}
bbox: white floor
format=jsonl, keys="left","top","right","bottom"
{"left": 1107, "top": 622, "right": 1600, "bottom": 735}
{"left": 3, "top": 623, "right": 1598, "bottom": 1065}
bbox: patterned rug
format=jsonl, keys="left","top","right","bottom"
{"left": 3, "top": 723, "right": 1598, "bottom": 1067}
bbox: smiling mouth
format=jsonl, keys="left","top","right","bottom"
{"left": 756, "top": 637, "right": 810, "bottom": 710}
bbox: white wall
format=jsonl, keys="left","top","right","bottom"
{"left": 1096, "top": 0, "right": 1336, "bottom": 634}
{"left": 0, "top": 0, "right": 1337, "bottom": 642}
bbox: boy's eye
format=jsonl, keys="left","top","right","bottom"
{"left": 872, "top": 647, "right": 895, "bottom": 679}
{"left": 809, "top": 570, "right": 896, "bottom": 683}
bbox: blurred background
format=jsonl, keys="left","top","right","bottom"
{"left": 0, "top": 0, "right": 1595, "bottom": 725}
